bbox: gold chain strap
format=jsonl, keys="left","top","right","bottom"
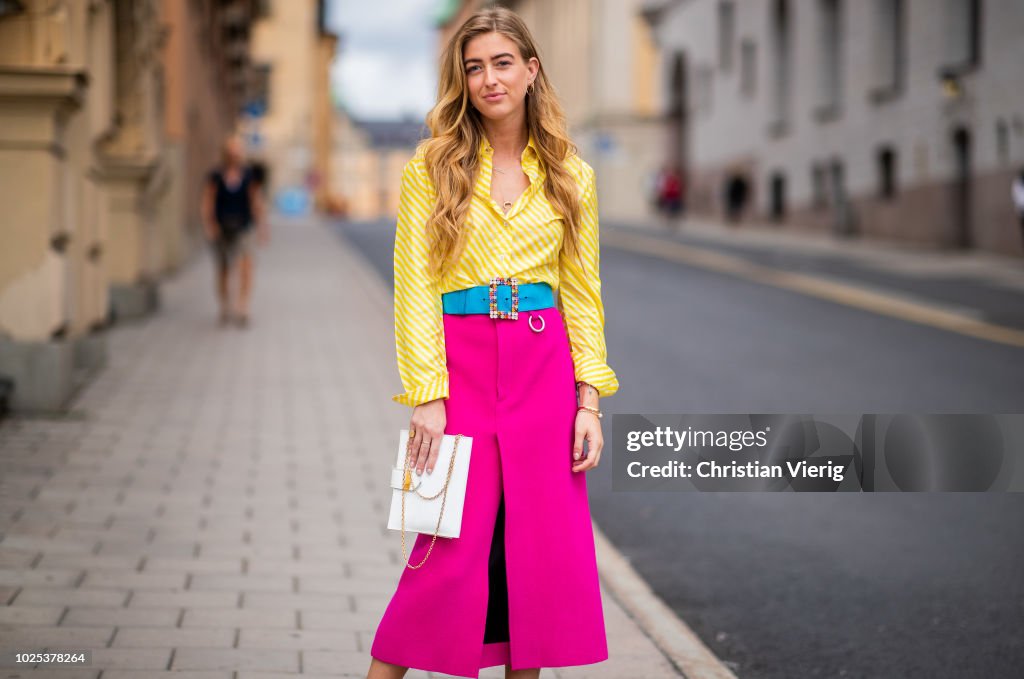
{"left": 400, "top": 434, "right": 462, "bottom": 569}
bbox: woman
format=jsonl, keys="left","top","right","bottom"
{"left": 200, "top": 136, "right": 268, "bottom": 327}
{"left": 368, "top": 7, "right": 618, "bottom": 679}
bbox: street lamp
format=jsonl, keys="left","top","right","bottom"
{"left": 938, "top": 67, "right": 963, "bottom": 100}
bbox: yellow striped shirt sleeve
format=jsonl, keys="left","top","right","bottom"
{"left": 391, "top": 154, "right": 449, "bottom": 407}
{"left": 557, "top": 162, "right": 620, "bottom": 398}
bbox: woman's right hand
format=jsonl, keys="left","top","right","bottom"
{"left": 407, "top": 398, "right": 447, "bottom": 476}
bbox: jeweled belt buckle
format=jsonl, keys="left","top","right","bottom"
{"left": 488, "top": 276, "right": 519, "bottom": 319}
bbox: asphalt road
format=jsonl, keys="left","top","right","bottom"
{"left": 334, "top": 218, "right": 1024, "bottom": 679}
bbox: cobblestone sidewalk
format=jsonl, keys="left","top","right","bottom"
{"left": 0, "top": 217, "right": 683, "bottom": 679}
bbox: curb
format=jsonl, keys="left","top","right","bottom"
{"left": 592, "top": 522, "right": 740, "bottom": 679}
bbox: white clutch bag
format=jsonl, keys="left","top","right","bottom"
{"left": 387, "top": 429, "right": 472, "bottom": 568}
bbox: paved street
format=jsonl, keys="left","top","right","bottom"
{"left": 0, "top": 218, "right": 684, "bottom": 679}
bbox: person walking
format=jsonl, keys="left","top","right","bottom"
{"left": 200, "top": 136, "right": 267, "bottom": 328}
{"left": 724, "top": 172, "right": 749, "bottom": 224}
{"left": 1013, "top": 166, "right": 1024, "bottom": 249}
{"left": 367, "top": 7, "right": 618, "bottom": 679}
{"left": 659, "top": 164, "right": 685, "bottom": 220}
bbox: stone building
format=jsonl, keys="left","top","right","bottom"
{"left": 245, "top": 0, "right": 337, "bottom": 213}
{"left": 331, "top": 112, "right": 429, "bottom": 220}
{"left": 641, "top": 0, "right": 1024, "bottom": 255}
{"left": 0, "top": 0, "right": 259, "bottom": 412}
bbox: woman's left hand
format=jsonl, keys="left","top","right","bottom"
{"left": 571, "top": 410, "right": 603, "bottom": 472}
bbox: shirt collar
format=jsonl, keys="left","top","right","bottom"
{"left": 479, "top": 132, "right": 543, "bottom": 185}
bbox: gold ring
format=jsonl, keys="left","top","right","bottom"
{"left": 408, "top": 429, "right": 416, "bottom": 439}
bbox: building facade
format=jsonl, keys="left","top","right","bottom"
{"left": 245, "top": 0, "right": 337, "bottom": 213}
{"left": 643, "top": 0, "right": 1024, "bottom": 254}
{"left": 0, "top": 0, "right": 258, "bottom": 412}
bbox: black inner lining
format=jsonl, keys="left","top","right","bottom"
{"left": 483, "top": 493, "right": 510, "bottom": 644}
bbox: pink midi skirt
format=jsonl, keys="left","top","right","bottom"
{"left": 371, "top": 305, "right": 609, "bottom": 678}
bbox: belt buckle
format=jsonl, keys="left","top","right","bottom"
{"left": 488, "top": 276, "right": 519, "bottom": 319}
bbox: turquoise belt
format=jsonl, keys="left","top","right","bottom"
{"left": 441, "top": 277, "right": 554, "bottom": 320}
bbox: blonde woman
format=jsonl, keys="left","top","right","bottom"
{"left": 367, "top": 7, "right": 618, "bottom": 679}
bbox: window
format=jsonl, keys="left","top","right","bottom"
{"left": 669, "top": 51, "right": 687, "bottom": 118}
{"left": 943, "top": 0, "right": 982, "bottom": 70}
{"left": 877, "top": 146, "right": 898, "bottom": 199}
{"left": 870, "top": 0, "right": 905, "bottom": 101}
{"left": 816, "top": 0, "right": 843, "bottom": 118}
{"left": 829, "top": 159, "right": 846, "bottom": 204}
{"left": 995, "top": 119, "right": 1009, "bottom": 164}
{"left": 769, "top": 171, "right": 787, "bottom": 221}
{"left": 811, "top": 162, "right": 827, "bottom": 208}
{"left": 769, "top": 0, "right": 792, "bottom": 134}
{"left": 740, "top": 38, "right": 757, "bottom": 97}
{"left": 248, "top": 63, "right": 272, "bottom": 116}
{"left": 694, "top": 63, "right": 714, "bottom": 117}
{"left": 828, "top": 159, "right": 855, "bottom": 235}
{"left": 718, "top": 1, "right": 735, "bottom": 71}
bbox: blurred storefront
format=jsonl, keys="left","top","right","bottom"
{"left": 641, "top": 0, "right": 1024, "bottom": 255}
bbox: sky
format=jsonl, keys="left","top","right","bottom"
{"left": 325, "top": 0, "right": 439, "bottom": 122}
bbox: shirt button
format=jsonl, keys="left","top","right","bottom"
{"left": 503, "top": 221, "right": 510, "bottom": 228}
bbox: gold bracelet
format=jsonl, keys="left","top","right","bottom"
{"left": 577, "top": 405, "right": 603, "bottom": 419}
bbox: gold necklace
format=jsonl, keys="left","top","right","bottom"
{"left": 493, "top": 150, "right": 524, "bottom": 213}
{"left": 493, "top": 169, "right": 515, "bottom": 212}
{"left": 497, "top": 178, "right": 514, "bottom": 212}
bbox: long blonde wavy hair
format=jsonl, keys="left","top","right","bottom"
{"left": 420, "top": 7, "right": 586, "bottom": 280}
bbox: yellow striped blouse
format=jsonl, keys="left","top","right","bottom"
{"left": 392, "top": 132, "right": 619, "bottom": 407}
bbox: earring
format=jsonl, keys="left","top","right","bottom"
{"left": 527, "top": 80, "right": 535, "bottom": 95}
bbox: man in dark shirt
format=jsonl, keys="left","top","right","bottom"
{"left": 200, "top": 136, "right": 268, "bottom": 327}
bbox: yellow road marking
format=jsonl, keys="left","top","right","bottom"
{"left": 604, "top": 229, "right": 1024, "bottom": 349}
